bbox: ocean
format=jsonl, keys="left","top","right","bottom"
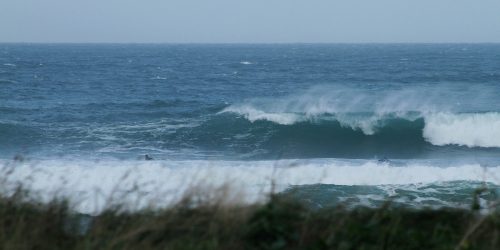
{"left": 1, "top": 44, "right": 499, "bottom": 212}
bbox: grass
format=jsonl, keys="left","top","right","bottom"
{"left": 0, "top": 185, "right": 499, "bottom": 250}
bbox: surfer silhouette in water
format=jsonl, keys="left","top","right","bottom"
{"left": 145, "top": 154, "right": 154, "bottom": 161}
{"left": 378, "top": 157, "right": 390, "bottom": 163}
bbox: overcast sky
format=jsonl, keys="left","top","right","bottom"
{"left": 1, "top": 0, "right": 500, "bottom": 43}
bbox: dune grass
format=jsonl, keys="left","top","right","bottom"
{"left": 0, "top": 184, "right": 499, "bottom": 250}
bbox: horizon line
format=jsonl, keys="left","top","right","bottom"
{"left": 2, "top": 41, "right": 500, "bottom": 45}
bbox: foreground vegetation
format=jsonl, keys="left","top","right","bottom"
{"left": 0, "top": 187, "right": 499, "bottom": 250}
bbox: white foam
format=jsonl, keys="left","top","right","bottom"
{"left": 2, "top": 63, "right": 16, "bottom": 67}
{"left": 1, "top": 159, "right": 498, "bottom": 213}
{"left": 151, "top": 76, "right": 167, "bottom": 80}
{"left": 220, "top": 85, "right": 446, "bottom": 133}
{"left": 240, "top": 61, "right": 253, "bottom": 65}
{"left": 221, "top": 105, "right": 302, "bottom": 125}
{"left": 423, "top": 112, "right": 500, "bottom": 148}
{"left": 221, "top": 104, "right": 391, "bottom": 134}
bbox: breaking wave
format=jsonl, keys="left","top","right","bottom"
{"left": 220, "top": 86, "right": 500, "bottom": 148}
{"left": 221, "top": 107, "right": 500, "bottom": 148}
{"left": 423, "top": 112, "right": 500, "bottom": 148}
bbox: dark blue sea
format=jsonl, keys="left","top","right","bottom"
{"left": 1, "top": 44, "right": 499, "bottom": 212}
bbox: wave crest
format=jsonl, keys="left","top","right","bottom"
{"left": 221, "top": 106, "right": 500, "bottom": 148}
{"left": 424, "top": 112, "right": 500, "bottom": 148}
{"left": 219, "top": 85, "right": 500, "bottom": 148}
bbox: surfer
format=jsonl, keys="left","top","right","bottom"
{"left": 378, "top": 157, "right": 389, "bottom": 163}
{"left": 145, "top": 154, "right": 154, "bottom": 161}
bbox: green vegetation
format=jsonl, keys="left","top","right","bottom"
{"left": 0, "top": 187, "right": 499, "bottom": 250}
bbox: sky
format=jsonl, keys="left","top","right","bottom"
{"left": 1, "top": 0, "right": 500, "bottom": 43}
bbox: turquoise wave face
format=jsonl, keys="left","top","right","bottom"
{"left": 3, "top": 112, "right": 500, "bottom": 160}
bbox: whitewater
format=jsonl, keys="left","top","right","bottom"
{"left": 2, "top": 159, "right": 499, "bottom": 213}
